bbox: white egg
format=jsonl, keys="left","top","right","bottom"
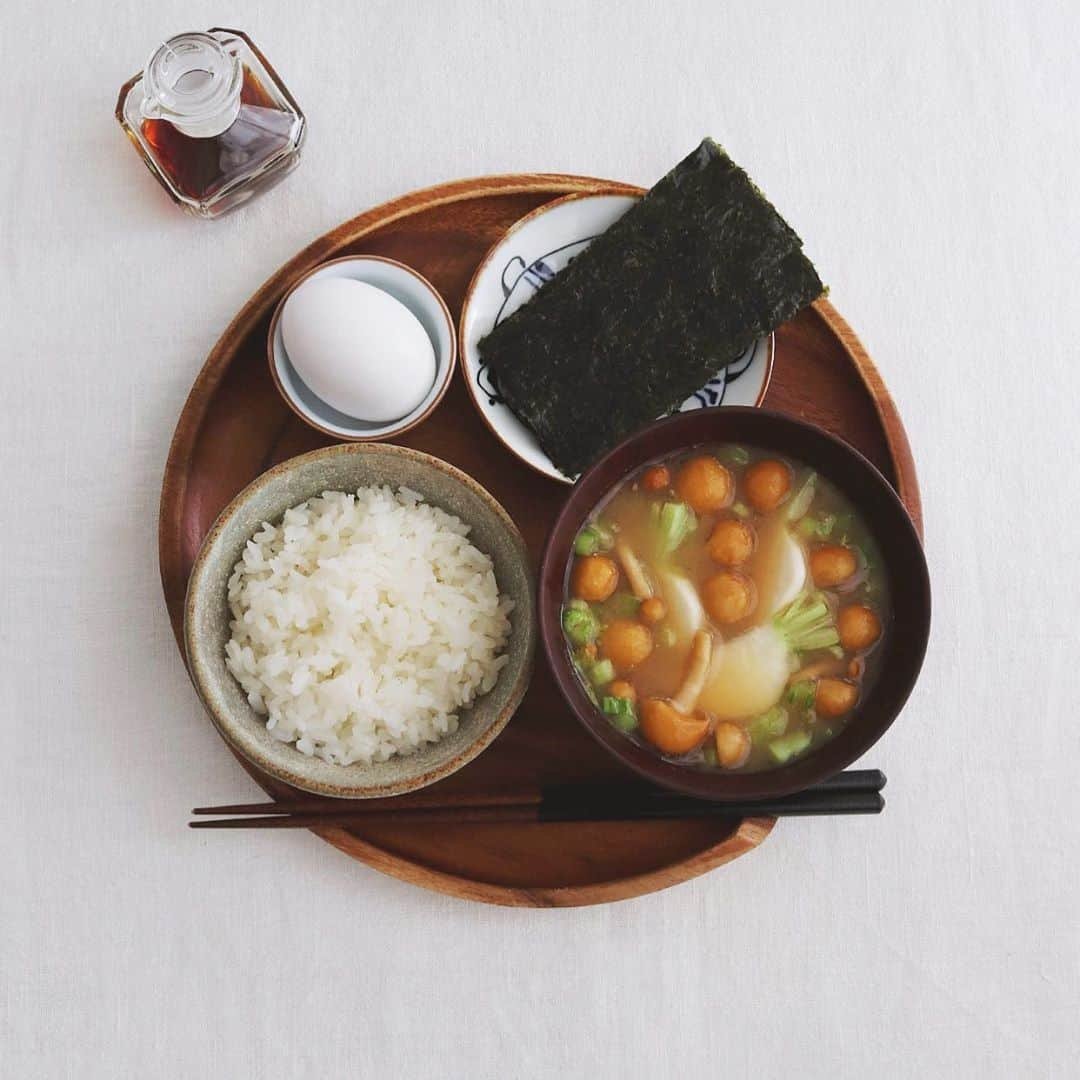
{"left": 280, "top": 277, "right": 436, "bottom": 422}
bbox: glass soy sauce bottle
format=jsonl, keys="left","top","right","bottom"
{"left": 116, "top": 29, "right": 306, "bottom": 218}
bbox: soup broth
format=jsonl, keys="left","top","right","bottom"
{"left": 561, "top": 445, "right": 890, "bottom": 772}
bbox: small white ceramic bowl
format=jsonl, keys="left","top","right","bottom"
{"left": 268, "top": 256, "right": 456, "bottom": 441}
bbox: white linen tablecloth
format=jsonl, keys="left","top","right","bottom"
{"left": 2, "top": 1, "right": 1077, "bottom": 1076}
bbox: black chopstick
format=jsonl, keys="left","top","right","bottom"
{"left": 192, "top": 768, "right": 886, "bottom": 817}
{"left": 189, "top": 769, "right": 885, "bottom": 830}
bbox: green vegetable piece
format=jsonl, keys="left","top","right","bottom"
{"left": 750, "top": 705, "right": 788, "bottom": 740}
{"left": 602, "top": 695, "right": 634, "bottom": 718}
{"left": 593, "top": 521, "right": 615, "bottom": 549}
{"left": 787, "top": 680, "right": 816, "bottom": 710}
{"left": 785, "top": 473, "right": 817, "bottom": 522}
{"left": 563, "top": 605, "right": 600, "bottom": 646}
{"left": 575, "top": 522, "right": 616, "bottom": 554}
{"left": 589, "top": 658, "right": 616, "bottom": 687}
{"left": 574, "top": 527, "right": 601, "bottom": 556}
{"left": 717, "top": 446, "right": 750, "bottom": 467}
{"left": 567, "top": 598, "right": 589, "bottom": 612}
{"left": 602, "top": 695, "right": 638, "bottom": 732}
{"left": 656, "top": 501, "right": 698, "bottom": 554}
{"left": 773, "top": 592, "right": 839, "bottom": 653}
{"left": 797, "top": 513, "right": 837, "bottom": 540}
{"left": 768, "top": 729, "right": 812, "bottom": 765}
{"left": 827, "top": 645, "right": 845, "bottom": 659}
{"left": 731, "top": 501, "right": 751, "bottom": 519}
{"left": 702, "top": 742, "right": 720, "bottom": 767}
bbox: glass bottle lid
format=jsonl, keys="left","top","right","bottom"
{"left": 140, "top": 32, "right": 243, "bottom": 138}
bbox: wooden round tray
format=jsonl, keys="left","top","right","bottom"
{"left": 160, "top": 174, "right": 922, "bottom": 907}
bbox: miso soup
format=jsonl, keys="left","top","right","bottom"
{"left": 561, "top": 445, "right": 889, "bottom": 772}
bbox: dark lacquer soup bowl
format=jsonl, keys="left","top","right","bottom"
{"left": 538, "top": 408, "right": 931, "bottom": 801}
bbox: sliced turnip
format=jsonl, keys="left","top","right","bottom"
{"left": 657, "top": 567, "right": 705, "bottom": 641}
{"left": 749, "top": 517, "right": 808, "bottom": 620}
{"left": 698, "top": 592, "right": 839, "bottom": 720}
{"left": 785, "top": 472, "right": 817, "bottom": 523}
{"left": 770, "top": 529, "right": 807, "bottom": 614}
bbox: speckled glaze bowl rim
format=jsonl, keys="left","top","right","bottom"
{"left": 184, "top": 442, "right": 535, "bottom": 799}
{"left": 538, "top": 407, "right": 931, "bottom": 802}
{"left": 266, "top": 255, "right": 458, "bottom": 443}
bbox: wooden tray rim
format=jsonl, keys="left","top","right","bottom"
{"left": 160, "top": 172, "right": 921, "bottom": 907}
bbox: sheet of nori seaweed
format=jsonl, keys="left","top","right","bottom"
{"left": 476, "top": 138, "right": 825, "bottom": 478}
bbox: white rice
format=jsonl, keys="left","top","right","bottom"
{"left": 224, "top": 486, "right": 513, "bottom": 765}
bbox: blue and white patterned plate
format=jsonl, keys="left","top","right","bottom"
{"left": 460, "top": 193, "right": 774, "bottom": 483}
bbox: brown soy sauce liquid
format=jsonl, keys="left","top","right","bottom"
{"left": 141, "top": 67, "right": 295, "bottom": 201}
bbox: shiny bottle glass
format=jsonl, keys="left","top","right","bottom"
{"left": 116, "top": 28, "right": 306, "bottom": 218}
